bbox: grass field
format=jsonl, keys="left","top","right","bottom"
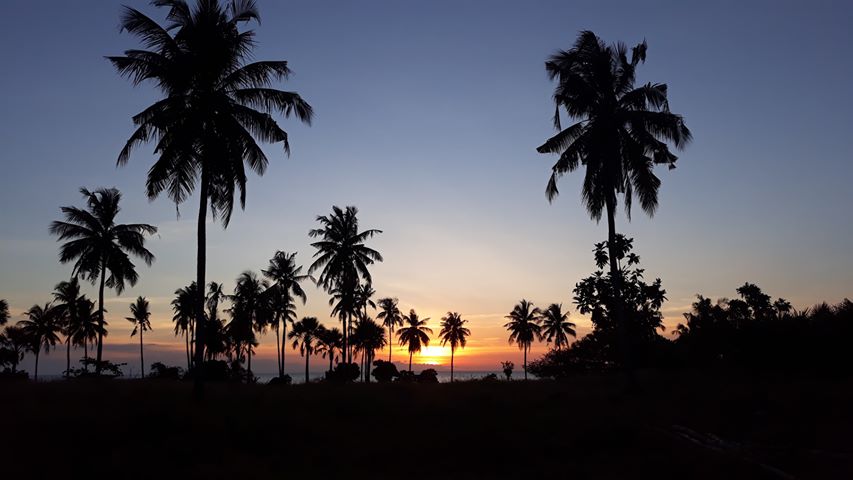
{"left": 2, "top": 371, "right": 851, "bottom": 479}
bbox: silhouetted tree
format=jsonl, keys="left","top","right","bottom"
{"left": 504, "top": 300, "right": 542, "bottom": 380}
{"left": 397, "top": 309, "right": 432, "bottom": 371}
{"left": 540, "top": 303, "right": 576, "bottom": 350}
{"left": 439, "top": 312, "right": 470, "bottom": 382}
{"left": 0, "top": 325, "right": 28, "bottom": 373}
{"left": 354, "top": 283, "right": 377, "bottom": 321}
{"left": 501, "top": 361, "right": 514, "bottom": 381}
{"left": 316, "top": 326, "right": 343, "bottom": 372}
{"left": 309, "top": 206, "right": 382, "bottom": 363}
{"left": 126, "top": 296, "right": 152, "bottom": 377}
{"left": 377, "top": 297, "right": 403, "bottom": 363}
{"left": 66, "top": 298, "right": 102, "bottom": 371}
{"left": 52, "top": 278, "right": 88, "bottom": 377}
{"left": 49, "top": 187, "right": 156, "bottom": 373}
{"left": 289, "top": 316, "right": 321, "bottom": 383}
{"left": 109, "top": 0, "right": 313, "bottom": 382}
{"left": 229, "top": 271, "right": 270, "bottom": 375}
{"left": 172, "top": 283, "right": 199, "bottom": 370}
{"left": 0, "top": 299, "right": 8, "bottom": 326}
{"left": 262, "top": 251, "right": 310, "bottom": 378}
{"left": 20, "top": 303, "right": 62, "bottom": 380}
{"left": 352, "top": 317, "right": 386, "bottom": 382}
{"left": 537, "top": 31, "right": 690, "bottom": 369}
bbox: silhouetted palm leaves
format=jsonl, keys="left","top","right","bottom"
{"left": 316, "top": 326, "right": 343, "bottom": 373}
{"left": 504, "top": 300, "right": 542, "bottom": 380}
{"left": 19, "top": 303, "right": 62, "bottom": 380}
{"left": 540, "top": 303, "right": 576, "bottom": 350}
{"left": 228, "top": 271, "right": 269, "bottom": 374}
{"left": 377, "top": 297, "right": 403, "bottom": 363}
{"left": 172, "top": 283, "right": 199, "bottom": 369}
{"left": 262, "top": 251, "right": 310, "bottom": 378}
{"left": 397, "top": 309, "right": 432, "bottom": 371}
{"left": 49, "top": 187, "right": 156, "bottom": 372}
{"left": 289, "top": 316, "right": 321, "bottom": 383}
{"left": 0, "top": 299, "right": 8, "bottom": 326}
{"left": 126, "top": 296, "right": 152, "bottom": 377}
{"left": 439, "top": 312, "right": 470, "bottom": 382}
{"left": 352, "top": 317, "right": 386, "bottom": 382}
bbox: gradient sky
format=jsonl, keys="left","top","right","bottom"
{"left": 1, "top": 1, "right": 852, "bottom": 376}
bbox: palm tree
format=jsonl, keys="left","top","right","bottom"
{"left": 540, "top": 303, "right": 576, "bottom": 350}
{"left": 352, "top": 317, "right": 386, "bottom": 382}
{"left": 354, "top": 283, "right": 377, "bottom": 321}
{"left": 19, "top": 303, "right": 62, "bottom": 380}
{"left": 66, "top": 298, "right": 103, "bottom": 371}
{"left": 439, "top": 312, "right": 471, "bottom": 382}
{"left": 0, "top": 299, "right": 8, "bottom": 326}
{"left": 316, "top": 326, "right": 343, "bottom": 373}
{"left": 172, "top": 283, "right": 199, "bottom": 370}
{"left": 262, "top": 251, "right": 310, "bottom": 378}
{"left": 309, "top": 206, "right": 382, "bottom": 363}
{"left": 1, "top": 325, "right": 28, "bottom": 373}
{"left": 537, "top": 31, "right": 690, "bottom": 364}
{"left": 52, "top": 278, "right": 86, "bottom": 377}
{"left": 288, "top": 316, "right": 321, "bottom": 384}
{"left": 49, "top": 187, "right": 156, "bottom": 373}
{"left": 504, "top": 300, "right": 542, "bottom": 380}
{"left": 126, "top": 296, "right": 152, "bottom": 378}
{"left": 109, "top": 1, "right": 313, "bottom": 375}
{"left": 396, "top": 309, "right": 432, "bottom": 371}
{"left": 229, "top": 271, "right": 270, "bottom": 374}
{"left": 376, "top": 297, "right": 403, "bottom": 363}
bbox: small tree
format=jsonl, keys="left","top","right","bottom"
{"left": 501, "top": 361, "right": 514, "bottom": 381}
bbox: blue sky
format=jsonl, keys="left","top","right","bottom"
{"left": 1, "top": 1, "right": 851, "bottom": 374}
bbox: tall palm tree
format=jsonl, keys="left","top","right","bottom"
{"left": 354, "top": 283, "right": 377, "bottom": 321}
{"left": 376, "top": 297, "right": 403, "bottom": 363}
{"left": 66, "top": 297, "right": 103, "bottom": 371}
{"left": 0, "top": 325, "right": 28, "bottom": 373}
{"left": 504, "top": 300, "right": 542, "bottom": 380}
{"left": 316, "top": 326, "right": 343, "bottom": 373}
{"left": 537, "top": 31, "right": 690, "bottom": 363}
{"left": 288, "top": 316, "right": 321, "bottom": 384}
{"left": 19, "top": 303, "right": 62, "bottom": 381}
{"left": 229, "top": 271, "right": 270, "bottom": 374}
{"left": 52, "top": 278, "right": 86, "bottom": 377}
{"left": 109, "top": 1, "right": 313, "bottom": 376}
{"left": 262, "top": 251, "right": 310, "bottom": 378}
{"left": 439, "top": 312, "right": 471, "bottom": 382}
{"left": 352, "top": 317, "right": 386, "bottom": 382}
{"left": 126, "top": 296, "right": 152, "bottom": 378}
{"left": 396, "top": 309, "right": 432, "bottom": 372}
{"left": 309, "top": 206, "right": 382, "bottom": 363}
{"left": 172, "top": 283, "right": 199, "bottom": 370}
{"left": 0, "top": 299, "right": 8, "bottom": 326}
{"left": 540, "top": 303, "right": 576, "bottom": 350}
{"left": 49, "top": 187, "right": 156, "bottom": 373}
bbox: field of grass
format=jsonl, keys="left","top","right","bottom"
{"left": 2, "top": 371, "right": 851, "bottom": 479}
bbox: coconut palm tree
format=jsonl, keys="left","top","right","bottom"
{"left": 537, "top": 31, "right": 690, "bottom": 363}
{"left": 316, "top": 326, "right": 343, "bottom": 373}
{"left": 49, "top": 187, "right": 156, "bottom": 373}
{"left": 229, "top": 271, "right": 270, "bottom": 374}
{"left": 19, "top": 303, "right": 62, "bottom": 380}
{"left": 262, "top": 251, "right": 310, "bottom": 378}
{"left": 352, "top": 317, "right": 386, "bottom": 382}
{"left": 0, "top": 325, "right": 28, "bottom": 373}
{"left": 52, "top": 278, "right": 87, "bottom": 377}
{"left": 66, "top": 297, "right": 103, "bottom": 371}
{"left": 126, "top": 296, "right": 152, "bottom": 378}
{"left": 397, "top": 309, "right": 432, "bottom": 371}
{"left": 376, "top": 297, "right": 403, "bottom": 363}
{"left": 172, "top": 283, "right": 199, "bottom": 370}
{"left": 539, "top": 303, "right": 576, "bottom": 350}
{"left": 504, "top": 300, "right": 542, "bottom": 380}
{"left": 109, "top": 1, "right": 313, "bottom": 375}
{"left": 354, "top": 283, "right": 377, "bottom": 321}
{"left": 439, "top": 312, "right": 471, "bottom": 382}
{"left": 288, "top": 316, "right": 321, "bottom": 383}
{"left": 309, "top": 206, "right": 382, "bottom": 363}
{"left": 0, "top": 299, "right": 8, "bottom": 326}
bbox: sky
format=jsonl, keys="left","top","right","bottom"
{"left": 1, "top": 0, "right": 852, "bottom": 376}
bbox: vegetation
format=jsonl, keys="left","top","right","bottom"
{"left": 438, "top": 312, "right": 470, "bottom": 382}
{"left": 125, "top": 296, "right": 152, "bottom": 377}
{"left": 396, "top": 309, "right": 432, "bottom": 371}
{"left": 504, "top": 300, "right": 542, "bottom": 380}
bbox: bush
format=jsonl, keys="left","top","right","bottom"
{"left": 268, "top": 374, "right": 292, "bottom": 386}
{"left": 148, "top": 362, "right": 184, "bottom": 380}
{"left": 68, "top": 359, "right": 126, "bottom": 379}
{"left": 324, "top": 362, "right": 360, "bottom": 383}
{"left": 371, "top": 360, "right": 399, "bottom": 383}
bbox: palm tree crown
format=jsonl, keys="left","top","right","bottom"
{"left": 0, "top": 299, "right": 9, "bottom": 326}
{"left": 289, "top": 316, "right": 322, "bottom": 383}
{"left": 263, "top": 251, "right": 310, "bottom": 377}
{"left": 376, "top": 297, "right": 403, "bottom": 362}
{"left": 19, "top": 303, "right": 62, "bottom": 380}
{"left": 126, "top": 296, "right": 152, "bottom": 377}
{"left": 540, "top": 303, "right": 577, "bottom": 350}
{"left": 439, "top": 312, "right": 471, "bottom": 382}
{"left": 397, "top": 309, "right": 432, "bottom": 371}
{"left": 504, "top": 299, "right": 542, "bottom": 380}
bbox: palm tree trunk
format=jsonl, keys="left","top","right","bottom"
{"left": 388, "top": 328, "right": 393, "bottom": 362}
{"left": 248, "top": 346, "right": 253, "bottom": 375}
{"left": 96, "top": 263, "right": 106, "bottom": 373}
{"left": 605, "top": 197, "right": 631, "bottom": 372}
{"left": 34, "top": 348, "right": 40, "bottom": 381}
{"left": 408, "top": 351, "right": 412, "bottom": 372}
{"left": 524, "top": 344, "right": 528, "bottom": 380}
{"left": 194, "top": 178, "right": 209, "bottom": 394}
{"left": 366, "top": 351, "right": 372, "bottom": 383}
{"left": 140, "top": 328, "right": 145, "bottom": 378}
{"left": 275, "top": 318, "right": 282, "bottom": 377}
{"left": 450, "top": 348, "right": 455, "bottom": 382}
{"left": 185, "top": 332, "right": 190, "bottom": 371}
{"left": 66, "top": 340, "right": 71, "bottom": 378}
{"left": 328, "top": 350, "right": 333, "bottom": 372}
{"left": 83, "top": 341, "right": 88, "bottom": 371}
{"left": 344, "top": 313, "right": 350, "bottom": 364}
{"left": 305, "top": 350, "right": 310, "bottom": 384}
{"left": 282, "top": 321, "right": 287, "bottom": 376}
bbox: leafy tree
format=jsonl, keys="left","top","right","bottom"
{"left": 501, "top": 361, "right": 514, "bottom": 381}
{"left": 52, "top": 278, "right": 88, "bottom": 376}
{"left": 0, "top": 299, "right": 8, "bottom": 326}
{"left": 228, "top": 271, "right": 270, "bottom": 375}
{"left": 376, "top": 297, "right": 403, "bottom": 363}
{"left": 126, "top": 296, "right": 152, "bottom": 377}
{"left": 262, "top": 251, "right": 310, "bottom": 378}
{"left": 537, "top": 31, "right": 690, "bottom": 368}
{"left": 0, "top": 326, "right": 28, "bottom": 373}
{"left": 539, "top": 303, "right": 576, "bottom": 350}
{"left": 19, "top": 303, "right": 62, "bottom": 380}
{"left": 172, "top": 283, "right": 199, "bottom": 370}
{"left": 309, "top": 206, "right": 382, "bottom": 363}
{"left": 289, "top": 316, "right": 322, "bottom": 384}
{"left": 504, "top": 300, "right": 542, "bottom": 380}
{"left": 109, "top": 0, "right": 313, "bottom": 378}
{"left": 49, "top": 187, "right": 156, "bottom": 373}
{"left": 315, "top": 326, "right": 343, "bottom": 373}
{"left": 65, "top": 298, "right": 103, "bottom": 371}
{"left": 351, "top": 317, "right": 386, "bottom": 382}
{"left": 438, "top": 312, "right": 470, "bottom": 382}
{"left": 396, "top": 309, "right": 432, "bottom": 371}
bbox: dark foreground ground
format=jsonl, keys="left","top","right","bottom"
{"left": 2, "top": 371, "right": 851, "bottom": 479}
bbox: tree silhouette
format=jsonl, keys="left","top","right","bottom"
{"left": 172, "top": 283, "right": 199, "bottom": 370}
{"left": 309, "top": 206, "right": 382, "bottom": 363}
{"left": 289, "top": 316, "right": 321, "bottom": 384}
{"left": 352, "top": 317, "right": 386, "bottom": 382}
{"left": 52, "top": 278, "right": 87, "bottom": 377}
{"left": 537, "top": 31, "right": 690, "bottom": 368}
{"left": 354, "top": 283, "right": 377, "bottom": 321}
{"left": 0, "top": 299, "right": 8, "bottom": 326}
{"left": 0, "top": 325, "right": 28, "bottom": 373}
{"left": 49, "top": 187, "right": 156, "bottom": 373}
{"left": 109, "top": 0, "right": 313, "bottom": 382}
{"left": 540, "top": 303, "right": 576, "bottom": 350}
{"left": 262, "top": 251, "right": 310, "bottom": 378}
{"left": 501, "top": 360, "right": 514, "bottom": 381}
{"left": 125, "top": 296, "right": 152, "bottom": 378}
{"left": 377, "top": 297, "right": 403, "bottom": 363}
{"left": 397, "top": 309, "right": 432, "bottom": 371}
{"left": 229, "top": 271, "right": 270, "bottom": 375}
{"left": 504, "top": 300, "right": 542, "bottom": 380}
{"left": 19, "top": 303, "right": 62, "bottom": 380}
{"left": 439, "top": 312, "right": 470, "bottom": 382}
{"left": 316, "top": 326, "right": 343, "bottom": 373}
{"left": 66, "top": 298, "right": 103, "bottom": 371}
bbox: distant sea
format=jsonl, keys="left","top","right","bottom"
{"left": 31, "top": 370, "right": 524, "bottom": 383}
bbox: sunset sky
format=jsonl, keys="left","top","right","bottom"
{"left": 1, "top": 0, "right": 852, "bottom": 376}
